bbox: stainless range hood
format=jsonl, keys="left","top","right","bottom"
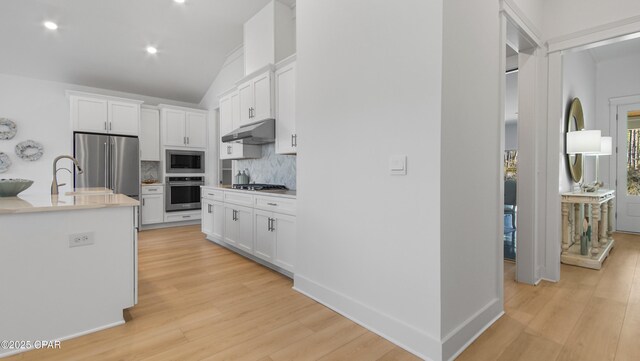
{"left": 221, "top": 118, "right": 275, "bottom": 145}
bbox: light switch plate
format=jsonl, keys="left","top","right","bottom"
{"left": 389, "top": 155, "right": 407, "bottom": 175}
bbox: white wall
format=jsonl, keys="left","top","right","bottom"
{"left": 0, "top": 73, "right": 200, "bottom": 195}
{"left": 440, "top": 0, "right": 503, "bottom": 358}
{"left": 295, "top": 0, "right": 443, "bottom": 359}
{"left": 544, "top": 0, "right": 640, "bottom": 41}
{"left": 595, "top": 53, "right": 640, "bottom": 188}
{"left": 561, "top": 50, "right": 597, "bottom": 191}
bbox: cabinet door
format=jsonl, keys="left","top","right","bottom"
{"left": 275, "top": 63, "right": 296, "bottom": 154}
{"left": 252, "top": 71, "right": 273, "bottom": 122}
{"left": 236, "top": 205, "right": 254, "bottom": 253}
{"left": 238, "top": 81, "right": 254, "bottom": 126}
{"left": 224, "top": 205, "right": 239, "bottom": 246}
{"left": 231, "top": 91, "right": 241, "bottom": 130}
{"left": 141, "top": 195, "right": 164, "bottom": 225}
{"left": 72, "top": 96, "right": 108, "bottom": 133}
{"left": 186, "top": 112, "right": 207, "bottom": 148}
{"left": 202, "top": 199, "right": 214, "bottom": 235}
{"left": 219, "top": 95, "right": 234, "bottom": 160}
{"left": 163, "top": 109, "right": 186, "bottom": 147}
{"left": 108, "top": 101, "right": 139, "bottom": 136}
{"left": 211, "top": 201, "right": 225, "bottom": 241}
{"left": 140, "top": 108, "right": 160, "bottom": 161}
{"left": 273, "top": 213, "right": 296, "bottom": 272}
{"left": 254, "top": 210, "right": 275, "bottom": 262}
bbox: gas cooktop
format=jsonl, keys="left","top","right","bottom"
{"left": 232, "top": 184, "right": 288, "bottom": 191}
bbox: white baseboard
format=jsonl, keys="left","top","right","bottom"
{"left": 0, "top": 320, "right": 124, "bottom": 359}
{"left": 140, "top": 220, "right": 200, "bottom": 230}
{"left": 441, "top": 299, "right": 503, "bottom": 361}
{"left": 294, "top": 274, "right": 441, "bottom": 361}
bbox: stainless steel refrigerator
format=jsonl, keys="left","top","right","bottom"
{"left": 74, "top": 132, "right": 140, "bottom": 199}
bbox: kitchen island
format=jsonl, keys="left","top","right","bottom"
{"left": 0, "top": 190, "right": 138, "bottom": 358}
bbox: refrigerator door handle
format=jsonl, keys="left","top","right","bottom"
{"left": 103, "top": 142, "right": 108, "bottom": 188}
{"left": 111, "top": 140, "right": 115, "bottom": 191}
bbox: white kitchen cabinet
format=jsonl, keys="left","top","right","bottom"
{"left": 160, "top": 105, "right": 208, "bottom": 149}
{"left": 224, "top": 203, "right": 254, "bottom": 253}
{"left": 69, "top": 92, "right": 141, "bottom": 136}
{"left": 254, "top": 210, "right": 275, "bottom": 262}
{"left": 243, "top": 0, "right": 295, "bottom": 75}
{"left": 218, "top": 90, "right": 261, "bottom": 160}
{"left": 108, "top": 101, "right": 139, "bottom": 135}
{"left": 272, "top": 212, "right": 296, "bottom": 272}
{"left": 141, "top": 185, "right": 164, "bottom": 225}
{"left": 140, "top": 107, "right": 160, "bottom": 161}
{"left": 237, "top": 70, "right": 274, "bottom": 126}
{"left": 202, "top": 198, "right": 224, "bottom": 241}
{"left": 275, "top": 59, "right": 296, "bottom": 154}
{"left": 255, "top": 209, "right": 296, "bottom": 272}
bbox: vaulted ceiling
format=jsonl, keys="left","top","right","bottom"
{"left": 0, "top": 0, "right": 285, "bottom": 103}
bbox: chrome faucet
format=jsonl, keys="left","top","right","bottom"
{"left": 51, "top": 155, "right": 83, "bottom": 195}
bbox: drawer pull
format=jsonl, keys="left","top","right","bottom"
{"left": 148, "top": 188, "right": 157, "bottom": 192}
{"left": 208, "top": 193, "right": 215, "bottom": 196}
{"left": 182, "top": 215, "right": 191, "bottom": 219}
{"left": 267, "top": 202, "right": 278, "bottom": 206}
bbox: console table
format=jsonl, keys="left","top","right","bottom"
{"left": 561, "top": 189, "right": 615, "bottom": 270}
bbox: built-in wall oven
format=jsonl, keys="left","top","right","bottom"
{"left": 165, "top": 176, "right": 204, "bottom": 212}
{"left": 166, "top": 149, "right": 205, "bottom": 174}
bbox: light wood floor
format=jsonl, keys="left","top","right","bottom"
{"left": 7, "top": 227, "right": 640, "bottom": 360}
{"left": 458, "top": 232, "right": 640, "bottom": 361}
{"left": 7, "top": 225, "right": 419, "bottom": 361}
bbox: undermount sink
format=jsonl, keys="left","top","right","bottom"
{"left": 0, "top": 178, "right": 34, "bottom": 197}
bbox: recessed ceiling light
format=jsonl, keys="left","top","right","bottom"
{"left": 146, "top": 46, "right": 158, "bottom": 55}
{"left": 174, "top": 0, "right": 185, "bottom": 3}
{"left": 43, "top": 21, "right": 58, "bottom": 30}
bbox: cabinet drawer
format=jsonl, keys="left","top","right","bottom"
{"left": 142, "top": 185, "right": 163, "bottom": 195}
{"left": 224, "top": 192, "right": 255, "bottom": 207}
{"left": 254, "top": 196, "right": 296, "bottom": 215}
{"left": 165, "top": 211, "right": 201, "bottom": 223}
{"left": 202, "top": 188, "right": 224, "bottom": 201}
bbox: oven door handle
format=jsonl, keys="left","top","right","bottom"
{"left": 167, "top": 182, "right": 205, "bottom": 186}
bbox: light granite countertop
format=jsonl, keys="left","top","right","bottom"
{"left": 0, "top": 193, "right": 139, "bottom": 214}
{"left": 203, "top": 186, "right": 297, "bottom": 199}
{"left": 65, "top": 187, "right": 114, "bottom": 196}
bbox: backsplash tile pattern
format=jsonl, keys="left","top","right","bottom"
{"left": 235, "top": 143, "right": 296, "bottom": 190}
{"left": 141, "top": 161, "right": 160, "bottom": 182}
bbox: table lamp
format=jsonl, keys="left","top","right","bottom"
{"left": 567, "top": 130, "right": 601, "bottom": 191}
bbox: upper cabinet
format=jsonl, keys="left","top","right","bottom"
{"left": 140, "top": 107, "right": 160, "bottom": 161}
{"left": 69, "top": 92, "right": 142, "bottom": 136}
{"left": 219, "top": 89, "right": 261, "bottom": 160}
{"left": 238, "top": 69, "right": 274, "bottom": 126}
{"left": 275, "top": 57, "right": 296, "bottom": 154}
{"left": 159, "top": 105, "right": 208, "bottom": 149}
{"left": 243, "top": 0, "right": 295, "bottom": 76}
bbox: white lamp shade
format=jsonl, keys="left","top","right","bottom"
{"left": 566, "top": 130, "right": 601, "bottom": 154}
{"left": 599, "top": 136, "right": 612, "bottom": 155}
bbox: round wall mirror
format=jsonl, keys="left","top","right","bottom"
{"left": 567, "top": 98, "right": 584, "bottom": 183}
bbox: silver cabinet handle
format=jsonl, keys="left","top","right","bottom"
{"left": 267, "top": 202, "right": 278, "bottom": 206}
{"left": 187, "top": 137, "right": 190, "bottom": 145}
{"left": 147, "top": 188, "right": 157, "bottom": 192}
{"left": 291, "top": 134, "right": 294, "bottom": 147}
{"left": 293, "top": 134, "right": 297, "bottom": 147}
{"left": 104, "top": 121, "right": 107, "bottom": 130}
{"left": 182, "top": 215, "right": 191, "bottom": 219}
{"left": 208, "top": 204, "right": 212, "bottom": 213}
{"left": 207, "top": 193, "right": 215, "bottom": 197}
{"left": 142, "top": 198, "right": 146, "bottom": 206}
{"left": 109, "top": 122, "right": 112, "bottom": 131}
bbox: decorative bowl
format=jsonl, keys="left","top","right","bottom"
{"left": 0, "top": 178, "right": 34, "bottom": 197}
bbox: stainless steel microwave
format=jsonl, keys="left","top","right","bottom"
{"left": 166, "top": 149, "right": 205, "bottom": 174}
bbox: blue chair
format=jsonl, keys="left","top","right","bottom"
{"left": 504, "top": 179, "right": 517, "bottom": 229}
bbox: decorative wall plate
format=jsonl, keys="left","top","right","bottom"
{"left": 15, "top": 140, "right": 44, "bottom": 161}
{"left": 0, "top": 118, "right": 17, "bottom": 140}
{"left": 0, "top": 152, "right": 11, "bottom": 173}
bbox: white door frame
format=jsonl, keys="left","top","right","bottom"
{"left": 500, "top": 0, "right": 543, "bottom": 285}
{"left": 610, "top": 97, "right": 640, "bottom": 232}
{"left": 547, "top": 25, "right": 640, "bottom": 281}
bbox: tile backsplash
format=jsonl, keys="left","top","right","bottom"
{"left": 141, "top": 161, "right": 160, "bottom": 182}
{"left": 235, "top": 143, "right": 296, "bottom": 190}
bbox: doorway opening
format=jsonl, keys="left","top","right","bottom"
{"left": 616, "top": 102, "right": 640, "bottom": 233}
{"left": 504, "top": 44, "right": 518, "bottom": 262}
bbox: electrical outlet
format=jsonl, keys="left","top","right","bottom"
{"left": 69, "top": 232, "right": 95, "bottom": 248}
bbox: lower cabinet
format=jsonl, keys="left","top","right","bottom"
{"left": 141, "top": 186, "right": 164, "bottom": 225}
{"left": 255, "top": 210, "right": 296, "bottom": 272}
{"left": 201, "top": 188, "right": 296, "bottom": 275}
{"left": 224, "top": 204, "right": 254, "bottom": 253}
{"left": 202, "top": 199, "right": 224, "bottom": 241}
